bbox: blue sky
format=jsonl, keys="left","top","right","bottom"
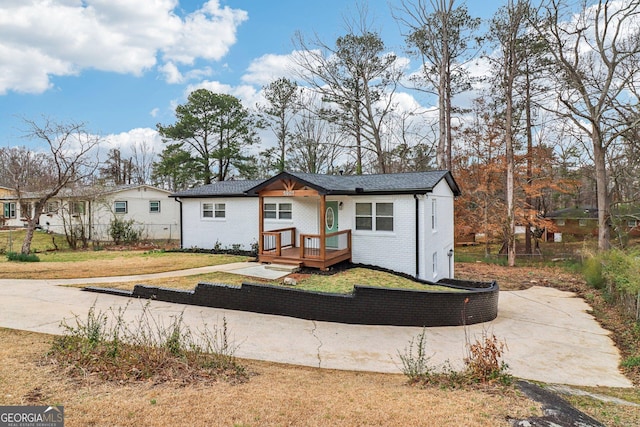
{"left": 0, "top": 0, "right": 500, "bottom": 154}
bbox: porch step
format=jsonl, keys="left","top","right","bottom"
{"left": 265, "top": 263, "right": 301, "bottom": 273}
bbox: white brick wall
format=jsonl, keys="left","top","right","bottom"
{"left": 181, "top": 197, "right": 258, "bottom": 250}
{"left": 343, "top": 195, "right": 418, "bottom": 277}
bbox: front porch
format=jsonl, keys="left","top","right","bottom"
{"left": 259, "top": 227, "right": 352, "bottom": 270}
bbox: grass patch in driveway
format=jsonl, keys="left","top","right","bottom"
{"left": 72, "top": 266, "right": 461, "bottom": 294}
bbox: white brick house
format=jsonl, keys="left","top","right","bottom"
{"left": 172, "top": 171, "right": 460, "bottom": 281}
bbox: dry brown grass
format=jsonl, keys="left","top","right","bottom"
{"left": 0, "top": 328, "right": 541, "bottom": 426}
{"left": 0, "top": 251, "right": 249, "bottom": 279}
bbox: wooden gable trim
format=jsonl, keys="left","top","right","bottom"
{"left": 257, "top": 178, "right": 321, "bottom": 198}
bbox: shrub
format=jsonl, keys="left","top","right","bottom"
{"left": 6, "top": 251, "right": 40, "bottom": 262}
{"left": 398, "top": 327, "right": 512, "bottom": 388}
{"left": 49, "top": 301, "right": 247, "bottom": 384}
{"left": 582, "top": 255, "right": 605, "bottom": 289}
{"left": 601, "top": 249, "right": 640, "bottom": 295}
{"left": 397, "top": 328, "right": 433, "bottom": 384}
{"left": 464, "top": 329, "right": 511, "bottom": 385}
{"left": 108, "top": 217, "right": 141, "bottom": 245}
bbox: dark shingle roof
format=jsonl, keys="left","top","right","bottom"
{"left": 171, "top": 180, "right": 264, "bottom": 198}
{"left": 277, "top": 171, "right": 460, "bottom": 195}
{"left": 171, "top": 171, "right": 460, "bottom": 198}
{"left": 545, "top": 207, "right": 598, "bottom": 219}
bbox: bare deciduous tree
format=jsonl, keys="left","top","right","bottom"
{"left": 534, "top": 0, "right": 640, "bottom": 250}
{"left": 488, "top": 0, "right": 531, "bottom": 266}
{"left": 292, "top": 7, "right": 402, "bottom": 174}
{"left": 395, "top": 0, "right": 480, "bottom": 170}
{"left": 5, "top": 118, "right": 100, "bottom": 254}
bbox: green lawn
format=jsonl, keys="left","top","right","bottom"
{"left": 73, "top": 266, "right": 463, "bottom": 294}
{"left": 0, "top": 229, "right": 70, "bottom": 253}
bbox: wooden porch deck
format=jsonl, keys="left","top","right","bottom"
{"left": 259, "top": 228, "right": 352, "bottom": 270}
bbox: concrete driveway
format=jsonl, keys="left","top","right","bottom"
{"left": 0, "top": 265, "right": 632, "bottom": 388}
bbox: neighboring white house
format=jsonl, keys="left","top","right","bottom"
{"left": 1, "top": 184, "right": 180, "bottom": 241}
{"left": 172, "top": 171, "right": 460, "bottom": 281}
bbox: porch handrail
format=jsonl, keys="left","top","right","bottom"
{"left": 261, "top": 227, "right": 296, "bottom": 256}
{"left": 300, "top": 229, "right": 351, "bottom": 259}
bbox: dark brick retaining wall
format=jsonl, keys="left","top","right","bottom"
{"left": 85, "top": 279, "right": 499, "bottom": 327}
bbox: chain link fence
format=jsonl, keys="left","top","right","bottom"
{"left": 41, "top": 223, "right": 180, "bottom": 244}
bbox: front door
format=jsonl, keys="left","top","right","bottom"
{"left": 325, "top": 201, "right": 339, "bottom": 248}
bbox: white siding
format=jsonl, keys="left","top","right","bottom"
{"left": 91, "top": 187, "right": 180, "bottom": 240}
{"left": 38, "top": 186, "right": 180, "bottom": 241}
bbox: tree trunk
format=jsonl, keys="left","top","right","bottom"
{"left": 436, "top": 69, "right": 447, "bottom": 169}
{"left": 593, "top": 136, "right": 610, "bottom": 251}
{"left": 21, "top": 220, "right": 35, "bottom": 255}
{"left": 525, "top": 68, "right": 533, "bottom": 255}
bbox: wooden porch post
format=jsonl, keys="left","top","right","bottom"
{"left": 258, "top": 194, "right": 264, "bottom": 255}
{"left": 320, "top": 194, "right": 326, "bottom": 261}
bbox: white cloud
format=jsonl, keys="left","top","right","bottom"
{"left": 242, "top": 52, "right": 298, "bottom": 86}
{"left": 102, "top": 127, "right": 164, "bottom": 158}
{"left": 159, "top": 62, "right": 184, "bottom": 84}
{"left": 0, "top": 0, "right": 247, "bottom": 94}
{"left": 184, "top": 80, "right": 260, "bottom": 107}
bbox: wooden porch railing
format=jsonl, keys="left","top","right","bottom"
{"left": 299, "top": 230, "right": 352, "bottom": 259}
{"left": 261, "top": 227, "right": 295, "bottom": 256}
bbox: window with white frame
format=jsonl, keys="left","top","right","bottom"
{"left": 556, "top": 219, "right": 566, "bottom": 226}
{"left": 149, "top": 200, "right": 161, "bottom": 213}
{"left": 20, "top": 202, "right": 32, "bottom": 218}
{"left": 578, "top": 219, "right": 588, "bottom": 227}
{"left": 3, "top": 202, "right": 16, "bottom": 218}
{"left": 71, "top": 201, "right": 86, "bottom": 215}
{"left": 355, "top": 202, "right": 394, "bottom": 231}
{"left": 376, "top": 203, "right": 393, "bottom": 231}
{"left": 264, "top": 203, "right": 276, "bottom": 219}
{"left": 264, "top": 203, "right": 291, "bottom": 220}
{"left": 431, "top": 198, "right": 437, "bottom": 230}
{"left": 279, "top": 203, "right": 292, "bottom": 219}
{"left": 355, "top": 203, "right": 372, "bottom": 230}
{"left": 214, "top": 203, "right": 225, "bottom": 218}
{"left": 114, "top": 201, "right": 127, "bottom": 214}
{"left": 46, "top": 201, "right": 59, "bottom": 214}
{"left": 432, "top": 252, "right": 438, "bottom": 277}
{"left": 202, "top": 202, "right": 214, "bottom": 218}
{"left": 628, "top": 219, "right": 638, "bottom": 228}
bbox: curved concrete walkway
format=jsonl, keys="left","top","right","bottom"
{"left": 0, "top": 263, "right": 632, "bottom": 388}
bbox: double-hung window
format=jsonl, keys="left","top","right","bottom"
{"left": 214, "top": 203, "right": 225, "bottom": 218}
{"left": 149, "top": 200, "right": 161, "bottom": 213}
{"left": 71, "top": 201, "right": 86, "bottom": 215}
{"left": 3, "top": 202, "right": 16, "bottom": 219}
{"left": 278, "top": 203, "right": 292, "bottom": 219}
{"left": 202, "top": 202, "right": 225, "bottom": 219}
{"left": 20, "top": 202, "right": 32, "bottom": 218}
{"left": 46, "top": 201, "right": 59, "bottom": 214}
{"left": 264, "top": 203, "right": 292, "bottom": 220}
{"left": 114, "top": 201, "right": 127, "bottom": 214}
{"left": 355, "top": 202, "right": 393, "bottom": 232}
{"left": 202, "top": 203, "right": 214, "bottom": 218}
{"left": 431, "top": 199, "right": 437, "bottom": 230}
